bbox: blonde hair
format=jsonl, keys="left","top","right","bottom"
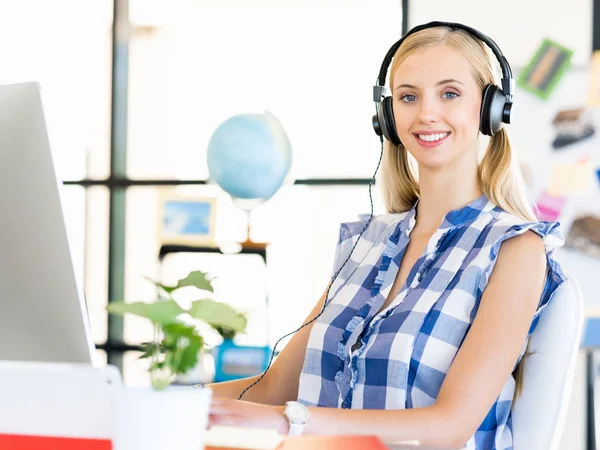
{"left": 380, "top": 26, "right": 539, "bottom": 396}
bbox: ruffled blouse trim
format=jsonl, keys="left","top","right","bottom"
{"left": 334, "top": 221, "right": 404, "bottom": 390}
{"left": 477, "top": 220, "right": 566, "bottom": 296}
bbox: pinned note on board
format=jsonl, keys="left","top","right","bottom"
{"left": 517, "top": 38, "right": 574, "bottom": 100}
{"left": 536, "top": 191, "right": 567, "bottom": 222}
{"left": 588, "top": 51, "right": 600, "bottom": 107}
{"left": 551, "top": 107, "right": 595, "bottom": 149}
{"left": 547, "top": 156, "right": 594, "bottom": 196}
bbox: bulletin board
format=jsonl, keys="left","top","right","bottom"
{"left": 510, "top": 65, "right": 600, "bottom": 239}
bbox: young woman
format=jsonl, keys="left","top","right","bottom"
{"left": 206, "top": 22, "right": 566, "bottom": 450}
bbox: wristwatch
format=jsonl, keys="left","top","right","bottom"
{"left": 283, "top": 401, "right": 310, "bottom": 436}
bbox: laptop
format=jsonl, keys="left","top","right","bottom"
{"left": 0, "top": 81, "right": 95, "bottom": 364}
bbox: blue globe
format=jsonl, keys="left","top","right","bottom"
{"left": 207, "top": 111, "right": 292, "bottom": 201}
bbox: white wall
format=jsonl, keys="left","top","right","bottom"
{"left": 408, "top": 0, "right": 593, "bottom": 67}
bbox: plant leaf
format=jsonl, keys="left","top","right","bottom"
{"left": 164, "top": 347, "right": 178, "bottom": 374}
{"left": 141, "top": 276, "right": 171, "bottom": 294}
{"left": 143, "top": 271, "right": 214, "bottom": 295}
{"left": 159, "top": 323, "right": 204, "bottom": 375}
{"left": 189, "top": 299, "right": 247, "bottom": 332}
{"left": 139, "top": 342, "right": 160, "bottom": 360}
{"left": 150, "top": 360, "right": 166, "bottom": 371}
{"left": 158, "top": 284, "right": 175, "bottom": 295}
{"left": 211, "top": 325, "right": 238, "bottom": 340}
{"left": 175, "top": 335, "right": 203, "bottom": 374}
{"left": 106, "top": 300, "right": 184, "bottom": 325}
{"left": 163, "top": 322, "right": 197, "bottom": 337}
{"left": 175, "top": 270, "right": 214, "bottom": 293}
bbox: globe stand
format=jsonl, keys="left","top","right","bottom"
{"left": 236, "top": 207, "right": 271, "bottom": 347}
{"left": 239, "top": 208, "right": 269, "bottom": 250}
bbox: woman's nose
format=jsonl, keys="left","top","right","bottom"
{"left": 417, "top": 97, "right": 440, "bottom": 124}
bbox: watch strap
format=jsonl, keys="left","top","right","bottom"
{"left": 287, "top": 421, "right": 306, "bottom": 436}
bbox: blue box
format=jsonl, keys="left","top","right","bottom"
{"left": 213, "top": 340, "right": 271, "bottom": 383}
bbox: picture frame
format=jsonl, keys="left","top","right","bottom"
{"left": 517, "top": 38, "right": 574, "bottom": 100}
{"left": 588, "top": 50, "right": 600, "bottom": 107}
{"left": 157, "top": 191, "right": 217, "bottom": 247}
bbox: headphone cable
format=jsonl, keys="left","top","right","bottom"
{"left": 238, "top": 133, "right": 385, "bottom": 401}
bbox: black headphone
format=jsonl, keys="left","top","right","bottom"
{"left": 372, "top": 21, "right": 515, "bottom": 146}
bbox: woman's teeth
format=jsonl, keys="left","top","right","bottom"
{"left": 417, "top": 132, "right": 449, "bottom": 142}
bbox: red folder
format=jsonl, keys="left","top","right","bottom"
{"left": 277, "top": 435, "right": 389, "bottom": 449}
{"left": 0, "top": 434, "right": 112, "bottom": 450}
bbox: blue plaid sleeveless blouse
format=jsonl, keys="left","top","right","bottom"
{"left": 297, "top": 194, "right": 567, "bottom": 450}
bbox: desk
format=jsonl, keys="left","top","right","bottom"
{"left": 206, "top": 443, "right": 459, "bottom": 450}
{"left": 203, "top": 429, "right": 460, "bottom": 450}
{"left": 204, "top": 444, "right": 459, "bottom": 450}
{"left": 206, "top": 442, "right": 459, "bottom": 450}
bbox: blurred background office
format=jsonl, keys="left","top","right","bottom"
{"left": 3, "top": 0, "right": 600, "bottom": 448}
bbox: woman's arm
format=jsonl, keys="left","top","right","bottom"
{"left": 211, "top": 232, "right": 547, "bottom": 447}
{"left": 207, "top": 284, "right": 330, "bottom": 404}
{"left": 204, "top": 375, "right": 262, "bottom": 402}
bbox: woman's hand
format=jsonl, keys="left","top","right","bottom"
{"left": 209, "top": 397, "right": 288, "bottom": 434}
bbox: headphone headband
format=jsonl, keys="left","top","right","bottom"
{"left": 372, "top": 20, "right": 515, "bottom": 141}
{"left": 373, "top": 21, "right": 515, "bottom": 103}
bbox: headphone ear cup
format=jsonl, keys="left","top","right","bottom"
{"left": 480, "top": 84, "right": 506, "bottom": 136}
{"left": 378, "top": 96, "right": 402, "bottom": 146}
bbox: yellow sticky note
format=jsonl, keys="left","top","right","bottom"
{"left": 548, "top": 158, "right": 593, "bottom": 196}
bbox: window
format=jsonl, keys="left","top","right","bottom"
{"left": 0, "top": 1, "right": 113, "bottom": 354}
{"left": 118, "top": 1, "right": 402, "bottom": 385}
{"left": 127, "top": 0, "right": 404, "bottom": 180}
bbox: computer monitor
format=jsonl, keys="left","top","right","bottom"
{"left": 0, "top": 82, "right": 95, "bottom": 364}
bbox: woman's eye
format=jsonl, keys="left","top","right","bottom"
{"left": 443, "top": 91, "right": 459, "bottom": 99}
{"left": 400, "top": 94, "right": 417, "bottom": 103}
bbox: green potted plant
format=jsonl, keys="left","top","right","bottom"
{"left": 210, "top": 311, "right": 248, "bottom": 341}
{"left": 107, "top": 269, "right": 247, "bottom": 450}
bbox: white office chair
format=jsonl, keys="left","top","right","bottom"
{"left": 512, "top": 272, "right": 584, "bottom": 450}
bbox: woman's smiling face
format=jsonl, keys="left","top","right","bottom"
{"left": 391, "top": 44, "right": 482, "bottom": 171}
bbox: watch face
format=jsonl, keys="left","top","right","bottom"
{"left": 287, "top": 402, "right": 310, "bottom": 422}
